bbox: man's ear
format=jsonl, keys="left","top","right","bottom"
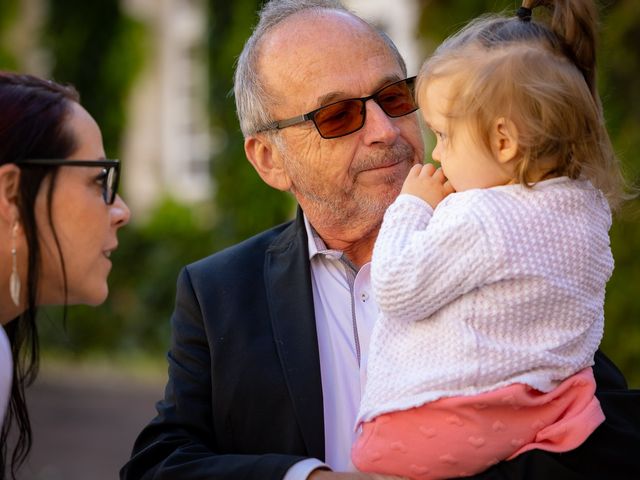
{"left": 244, "top": 135, "right": 292, "bottom": 192}
{"left": 0, "top": 163, "right": 21, "bottom": 225}
{"left": 491, "top": 117, "right": 519, "bottom": 164}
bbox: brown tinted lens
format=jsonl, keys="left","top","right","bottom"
{"left": 314, "top": 99, "right": 365, "bottom": 138}
{"left": 375, "top": 80, "right": 417, "bottom": 117}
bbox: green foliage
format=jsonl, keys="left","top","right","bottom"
{"left": 603, "top": 206, "right": 640, "bottom": 385}
{"left": 43, "top": 0, "right": 147, "bottom": 155}
{"left": 207, "top": 0, "right": 294, "bottom": 247}
{"left": 0, "top": 0, "right": 18, "bottom": 69}
{"left": 599, "top": 0, "right": 640, "bottom": 164}
{"left": 597, "top": 1, "right": 640, "bottom": 388}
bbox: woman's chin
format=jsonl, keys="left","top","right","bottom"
{"left": 66, "top": 284, "right": 109, "bottom": 307}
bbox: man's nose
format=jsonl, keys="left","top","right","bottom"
{"left": 361, "top": 99, "right": 400, "bottom": 145}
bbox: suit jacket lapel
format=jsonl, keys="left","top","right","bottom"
{"left": 264, "top": 208, "right": 325, "bottom": 460}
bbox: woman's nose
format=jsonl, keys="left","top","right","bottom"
{"left": 110, "top": 194, "right": 131, "bottom": 228}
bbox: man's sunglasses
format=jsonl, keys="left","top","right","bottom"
{"left": 259, "top": 76, "right": 418, "bottom": 139}
{"left": 20, "top": 159, "right": 120, "bottom": 205}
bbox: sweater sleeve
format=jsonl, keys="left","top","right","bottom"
{"left": 371, "top": 192, "right": 499, "bottom": 323}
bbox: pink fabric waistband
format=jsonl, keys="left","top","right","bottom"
{"left": 352, "top": 368, "right": 604, "bottom": 479}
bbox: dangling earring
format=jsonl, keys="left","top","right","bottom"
{"left": 10, "top": 223, "right": 20, "bottom": 307}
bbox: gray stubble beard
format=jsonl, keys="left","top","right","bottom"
{"left": 284, "top": 141, "right": 417, "bottom": 233}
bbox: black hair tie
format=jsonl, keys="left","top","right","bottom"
{"left": 517, "top": 6, "right": 532, "bottom": 22}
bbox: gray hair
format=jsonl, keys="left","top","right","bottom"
{"left": 233, "top": 0, "right": 407, "bottom": 137}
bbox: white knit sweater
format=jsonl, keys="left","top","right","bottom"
{"left": 357, "top": 177, "right": 613, "bottom": 424}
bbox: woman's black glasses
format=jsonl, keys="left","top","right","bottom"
{"left": 20, "top": 159, "right": 120, "bottom": 205}
{"left": 259, "top": 77, "right": 418, "bottom": 139}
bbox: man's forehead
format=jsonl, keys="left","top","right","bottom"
{"left": 266, "top": 8, "right": 370, "bottom": 43}
{"left": 258, "top": 9, "right": 402, "bottom": 102}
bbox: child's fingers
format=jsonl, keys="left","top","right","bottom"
{"left": 407, "top": 163, "right": 423, "bottom": 178}
{"left": 432, "top": 167, "right": 447, "bottom": 184}
{"left": 443, "top": 180, "right": 456, "bottom": 195}
{"left": 419, "top": 163, "right": 436, "bottom": 178}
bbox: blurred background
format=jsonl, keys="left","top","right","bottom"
{"left": 1, "top": 0, "right": 638, "bottom": 478}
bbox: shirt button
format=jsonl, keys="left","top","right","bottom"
{"left": 360, "top": 292, "right": 369, "bottom": 302}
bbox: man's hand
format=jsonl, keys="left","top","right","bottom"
{"left": 401, "top": 163, "right": 455, "bottom": 209}
{"left": 309, "top": 469, "right": 407, "bottom": 480}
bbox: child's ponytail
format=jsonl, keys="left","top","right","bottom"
{"left": 525, "top": 0, "right": 599, "bottom": 97}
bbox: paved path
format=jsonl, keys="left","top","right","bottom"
{"left": 19, "top": 362, "right": 165, "bottom": 480}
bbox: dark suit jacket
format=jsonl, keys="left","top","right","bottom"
{"left": 121, "top": 210, "right": 640, "bottom": 480}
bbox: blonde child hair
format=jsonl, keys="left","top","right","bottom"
{"left": 416, "top": 0, "right": 628, "bottom": 210}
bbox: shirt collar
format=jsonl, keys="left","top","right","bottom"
{"left": 303, "top": 214, "right": 344, "bottom": 262}
{"left": 303, "top": 214, "right": 360, "bottom": 276}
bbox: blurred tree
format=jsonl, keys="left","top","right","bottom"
{"left": 43, "top": 0, "right": 147, "bottom": 156}
{"left": 207, "top": 0, "right": 295, "bottom": 249}
{"left": 596, "top": 0, "right": 640, "bottom": 386}
{"left": 0, "top": 0, "right": 19, "bottom": 69}
{"left": 416, "top": 0, "right": 640, "bottom": 386}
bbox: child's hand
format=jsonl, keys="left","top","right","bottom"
{"left": 401, "top": 163, "right": 455, "bottom": 209}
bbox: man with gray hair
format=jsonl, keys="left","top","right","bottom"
{"left": 122, "top": 1, "right": 640, "bottom": 479}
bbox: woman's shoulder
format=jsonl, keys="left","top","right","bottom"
{"left": 0, "top": 326, "right": 11, "bottom": 365}
{"left": 0, "top": 326, "right": 13, "bottom": 430}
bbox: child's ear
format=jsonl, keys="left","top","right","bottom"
{"left": 244, "top": 135, "right": 292, "bottom": 192}
{"left": 491, "top": 117, "right": 519, "bottom": 164}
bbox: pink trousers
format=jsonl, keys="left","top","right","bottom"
{"left": 352, "top": 368, "right": 604, "bottom": 479}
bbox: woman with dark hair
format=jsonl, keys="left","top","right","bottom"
{"left": 0, "top": 71, "right": 130, "bottom": 479}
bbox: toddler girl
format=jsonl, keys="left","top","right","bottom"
{"left": 352, "top": 1, "right": 629, "bottom": 478}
